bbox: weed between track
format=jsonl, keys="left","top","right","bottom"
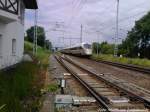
{"left": 0, "top": 41, "right": 50, "bottom": 112}
{"left": 92, "top": 54, "right": 150, "bottom": 68}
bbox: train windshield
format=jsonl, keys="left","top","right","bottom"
{"left": 84, "top": 44, "right": 92, "bottom": 49}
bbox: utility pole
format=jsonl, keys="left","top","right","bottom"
{"left": 114, "top": 0, "right": 119, "bottom": 57}
{"left": 80, "top": 24, "right": 83, "bottom": 43}
{"left": 70, "top": 39, "right": 71, "bottom": 47}
{"left": 35, "top": 9, "right": 38, "bottom": 54}
{"left": 33, "top": 9, "right": 38, "bottom": 55}
{"left": 96, "top": 31, "right": 100, "bottom": 55}
{"left": 62, "top": 31, "right": 65, "bottom": 48}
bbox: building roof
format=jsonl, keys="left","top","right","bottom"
{"left": 23, "top": 0, "right": 38, "bottom": 9}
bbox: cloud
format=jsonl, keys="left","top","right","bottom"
{"left": 25, "top": 0, "right": 150, "bottom": 47}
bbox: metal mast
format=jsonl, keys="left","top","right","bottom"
{"left": 80, "top": 24, "right": 83, "bottom": 43}
{"left": 114, "top": 0, "right": 119, "bottom": 57}
{"left": 96, "top": 31, "right": 100, "bottom": 55}
{"left": 62, "top": 31, "right": 65, "bottom": 48}
{"left": 33, "top": 9, "right": 38, "bottom": 55}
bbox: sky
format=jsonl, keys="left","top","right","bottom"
{"left": 25, "top": 0, "right": 150, "bottom": 48}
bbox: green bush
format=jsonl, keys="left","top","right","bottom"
{"left": 47, "top": 84, "right": 58, "bottom": 93}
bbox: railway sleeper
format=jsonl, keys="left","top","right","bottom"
{"left": 64, "top": 55, "right": 150, "bottom": 108}
{"left": 56, "top": 55, "right": 149, "bottom": 111}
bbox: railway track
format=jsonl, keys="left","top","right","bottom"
{"left": 55, "top": 54, "right": 150, "bottom": 111}
{"left": 91, "top": 58, "right": 150, "bottom": 74}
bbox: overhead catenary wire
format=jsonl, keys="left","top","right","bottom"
{"left": 100, "top": 10, "right": 148, "bottom": 32}
{"left": 83, "top": 0, "right": 148, "bottom": 31}
{"left": 66, "top": 0, "right": 148, "bottom": 42}
{"left": 86, "top": 0, "right": 150, "bottom": 32}
{"left": 34, "top": 0, "right": 150, "bottom": 49}
{"left": 67, "top": 0, "right": 86, "bottom": 27}
{"left": 61, "top": 0, "right": 83, "bottom": 44}
{"left": 63, "top": 0, "right": 87, "bottom": 46}
{"left": 65, "top": 10, "right": 148, "bottom": 42}
{"left": 56, "top": 9, "right": 147, "bottom": 45}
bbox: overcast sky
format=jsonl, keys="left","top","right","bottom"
{"left": 25, "top": 0, "right": 150, "bottom": 47}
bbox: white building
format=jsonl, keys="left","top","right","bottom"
{"left": 0, "top": 0, "right": 38, "bottom": 69}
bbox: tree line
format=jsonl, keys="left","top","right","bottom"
{"left": 93, "top": 11, "right": 150, "bottom": 59}
{"left": 25, "top": 26, "right": 52, "bottom": 50}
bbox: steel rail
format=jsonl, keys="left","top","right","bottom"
{"left": 92, "top": 59, "right": 150, "bottom": 74}
{"left": 54, "top": 55, "right": 110, "bottom": 111}
{"left": 64, "top": 56, "right": 150, "bottom": 108}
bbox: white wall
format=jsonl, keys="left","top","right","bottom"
{"left": 0, "top": 21, "right": 24, "bottom": 69}
{"left": 4, "top": 22, "right": 24, "bottom": 58}
{"left": 0, "top": 22, "right": 5, "bottom": 35}
{"left": 0, "top": 0, "right": 25, "bottom": 69}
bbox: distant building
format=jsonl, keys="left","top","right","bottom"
{"left": 0, "top": 0, "right": 38, "bottom": 69}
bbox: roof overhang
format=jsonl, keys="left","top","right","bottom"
{"left": 23, "top": 0, "right": 38, "bottom": 9}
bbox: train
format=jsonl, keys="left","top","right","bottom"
{"left": 60, "top": 43, "right": 92, "bottom": 56}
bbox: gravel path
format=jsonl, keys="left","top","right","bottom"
{"left": 40, "top": 56, "right": 57, "bottom": 112}
{"left": 68, "top": 55, "right": 150, "bottom": 90}
{"left": 40, "top": 94, "right": 54, "bottom": 112}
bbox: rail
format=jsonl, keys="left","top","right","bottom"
{"left": 54, "top": 55, "right": 110, "bottom": 111}
{"left": 92, "top": 59, "right": 150, "bottom": 74}
{"left": 63, "top": 55, "right": 150, "bottom": 108}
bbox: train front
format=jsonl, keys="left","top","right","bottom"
{"left": 83, "top": 43, "right": 92, "bottom": 56}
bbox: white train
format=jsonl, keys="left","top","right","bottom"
{"left": 61, "top": 43, "right": 92, "bottom": 56}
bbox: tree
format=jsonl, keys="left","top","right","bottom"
{"left": 119, "top": 11, "right": 150, "bottom": 58}
{"left": 26, "top": 26, "right": 46, "bottom": 47}
{"left": 92, "top": 42, "right": 114, "bottom": 55}
{"left": 45, "top": 40, "right": 52, "bottom": 51}
{"left": 92, "top": 42, "right": 100, "bottom": 54}
{"left": 118, "top": 42, "right": 128, "bottom": 56}
{"left": 99, "top": 41, "right": 114, "bottom": 54}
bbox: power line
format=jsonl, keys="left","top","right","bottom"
{"left": 67, "top": 0, "right": 86, "bottom": 27}
{"left": 101, "top": 10, "right": 148, "bottom": 31}
{"left": 87, "top": 1, "right": 150, "bottom": 31}
{"left": 89, "top": 9, "right": 148, "bottom": 35}
{"left": 67, "top": 0, "right": 82, "bottom": 26}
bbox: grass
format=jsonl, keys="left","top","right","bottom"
{"left": 24, "top": 41, "right": 50, "bottom": 67}
{"left": 0, "top": 62, "right": 41, "bottom": 112}
{"left": 92, "top": 54, "right": 150, "bottom": 68}
{"left": 0, "top": 41, "right": 51, "bottom": 112}
{"left": 47, "top": 84, "right": 59, "bottom": 93}
{"left": 0, "top": 105, "right": 6, "bottom": 111}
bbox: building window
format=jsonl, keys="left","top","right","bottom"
{"left": 12, "top": 39, "right": 16, "bottom": 55}
{"left": 0, "top": 35, "right": 2, "bottom": 57}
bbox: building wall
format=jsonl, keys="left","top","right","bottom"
{"left": 0, "top": 0, "right": 25, "bottom": 69}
